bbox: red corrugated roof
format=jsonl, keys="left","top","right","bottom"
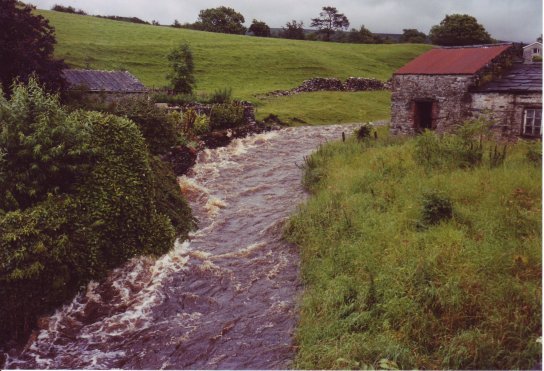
{"left": 395, "top": 44, "right": 512, "bottom": 75}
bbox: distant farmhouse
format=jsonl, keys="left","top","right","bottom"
{"left": 523, "top": 42, "right": 542, "bottom": 63}
{"left": 63, "top": 69, "right": 147, "bottom": 100}
{"left": 390, "top": 44, "right": 542, "bottom": 139}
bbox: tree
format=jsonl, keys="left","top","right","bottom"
{"left": 195, "top": 6, "right": 246, "bottom": 35}
{"left": 166, "top": 43, "right": 195, "bottom": 94}
{"left": 280, "top": 20, "right": 305, "bottom": 40}
{"left": 249, "top": 19, "right": 271, "bottom": 37}
{"left": 311, "top": 6, "right": 349, "bottom": 41}
{"left": 0, "top": 0, "right": 66, "bottom": 94}
{"left": 429, "top": 14, "right": 492, "bottom": 46}
{"left": 172, "top": 19, "right": 181, "bottom": 28}
{"left": 401, "top": 29, "right": 427, "bottom": 43}
{"left": 347, "top": 25, "right": 381, "bottom": 44}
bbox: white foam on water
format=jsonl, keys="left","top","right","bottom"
{"left": 204, "top": 196, "right": 228, "bottom": 216}
{"left": 215, "top": 241, "right": 268, "bottom": 259}
{"left": 6, "top": 240, "right": 193, "bottom": 369}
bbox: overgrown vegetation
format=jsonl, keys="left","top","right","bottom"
{"left": 286, "top": 124, "right": 541, "bottom": 369}
{"left": 0, "top": 80, "right": 193, "bottom": 346}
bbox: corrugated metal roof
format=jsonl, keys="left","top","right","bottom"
{"left": 395, "top": 44, "right": 512, "bottom": 75}
{"left": 476, "top": 63, "right": 542, "bottom": 93}
{"left": 62, "top": 69, "right": 147, "bottom": 92}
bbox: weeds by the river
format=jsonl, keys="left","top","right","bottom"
{"left": 286, "top": 126, "right": 541, "bottom": 369}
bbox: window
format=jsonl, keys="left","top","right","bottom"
{"left": 523, "top": 109, "right": 542, "bottom": 137}
{"left": 533, "top": 48, "right": 539, "bottom": 53}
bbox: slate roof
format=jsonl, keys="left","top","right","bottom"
{"left": 395, "top": 44, "right": 512, "bottom": 75}
{"left": 62, "top": 69, "right": 147, "bottom": 93}
{"left": 476, "top": 63, "right": 542, "bottom": 93}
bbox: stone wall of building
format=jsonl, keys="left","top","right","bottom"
{"left": 390, "top": 74, "right": 475, "bottom": 135}
{"left": 471, "top": 92, "right": 542, "bottom": 139}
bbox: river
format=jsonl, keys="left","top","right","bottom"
{"left": 5, "top": 124, "right": 354, "bottom": 369}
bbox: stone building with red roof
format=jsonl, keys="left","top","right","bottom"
{"left": 390, "top": 44, "right": 542, "bottom": 139}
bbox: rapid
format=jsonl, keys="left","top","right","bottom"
{"left": 5, "top": 124, "right": 354, "bottom": 369}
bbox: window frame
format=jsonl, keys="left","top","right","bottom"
{"left": 522, "top": 108, "right": 542, "bottom": 137}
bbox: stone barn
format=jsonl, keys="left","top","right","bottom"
{"left": 390, "top": 44, "right": 542, "bottom": 139}
{"left": 62, "top": 69, "right": 147, "bottom": 101}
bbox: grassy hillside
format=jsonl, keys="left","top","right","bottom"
{"left": 39, "top": 10, "right": 431, "bottom": 123}
{"left": 286, "top": 127, "right": 542, "bottom": 369}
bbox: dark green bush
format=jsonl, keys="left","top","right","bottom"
{"left": 208, "top": 87, "right": 232, "bottom": 104}
{"left": 209, "top": 102, "right": 245, "bottom": 130}
{"left": 0, "top": 80, "right": 192, "bottom": 346}
{"left": 420, "top": 191, "right": 453, "bottom": 226}
{"left": 108, "top": 97, "right": 180, "bottom": 155}
{"left": 356, "top": 124, "right": 373, "bottom": 140}
{"left": 149, "top": 156, "right": 196, "bottom": 236}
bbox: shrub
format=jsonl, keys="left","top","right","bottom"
{"left": 184, "top": 108, "right": 212, "bottom": 136}
{"left": 208, "top": 87, "right": 232, "bottom": 104}
{"left": 0, "top": 81, "right": 192, "bottom": 346}
{"left": 108, "top": 97, "right": 180, "bottom": 155}
{"left": 356, "top": 124, "right": 373, "bottom": 140}
{"left": 420, "top": 191, "right": 453, "bottom": 226}
{"left": 209, "top": 102, "right": 245, "bottom": 130}
{"left": 0, "top": 79, "right": 95, "bottom": 212}
{"left": 193, "top": 112, "right": 211, "bottom": 135}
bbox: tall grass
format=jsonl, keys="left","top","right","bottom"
{"left": 286, "top": 127, "right": 542, "bottom": 369}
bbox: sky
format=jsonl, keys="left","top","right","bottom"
{"left": 25, "top": 0, "right": 543, "bottom": 43}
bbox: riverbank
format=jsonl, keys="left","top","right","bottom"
{"left": 285, "top": 126, "right": 541, "bottom": 369}
{"left": 6, "top": 125, "right": 356, "bottom": 369}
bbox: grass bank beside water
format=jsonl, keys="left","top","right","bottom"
{"left": 286, "top": 127, "right": 542, "bottom": 369}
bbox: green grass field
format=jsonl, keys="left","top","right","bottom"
{"left": 286, "top": 128, "right": 542, "bottom": 369}
{"left": 38, "top": 10, "right": 430, "bottom": 123}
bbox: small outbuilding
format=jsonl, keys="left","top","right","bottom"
{"left": 390, "top": 44, "right": 542, "bottom": 139}
{"left": 62, "top": 69, "right": 147, "bottom": 100}
{"left": 523, "top": 42, "right": 542, "bottom": 63}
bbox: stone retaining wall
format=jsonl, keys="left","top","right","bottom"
{"left": 263, "top": 77, "right": 390, "bottom": 97}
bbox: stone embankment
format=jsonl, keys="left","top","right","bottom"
{"left": 262, "top": 77, "right": 392, "bottom": 97}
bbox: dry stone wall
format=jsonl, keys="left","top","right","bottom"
{"left": 263, "top": 77, "right": 390, "bottom": 97}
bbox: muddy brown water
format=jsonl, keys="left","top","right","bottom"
{"left": 4, "top": 125, "right": 355, "bottom": 369}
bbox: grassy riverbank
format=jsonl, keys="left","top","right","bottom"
{"left": 286, "top": 127, "right": 542, "bottom": 369}
{"left": 37, "top": 9, "right": 429, "bottom": 123}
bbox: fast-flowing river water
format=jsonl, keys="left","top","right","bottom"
{"left": 5, "top": 124, "right": 354, "bottom": 369}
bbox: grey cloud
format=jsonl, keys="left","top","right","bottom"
{"left": 25, "top": 0, "right": 542, "bottom": 42}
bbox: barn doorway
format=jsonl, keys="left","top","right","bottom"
{"left": 414, "top": 101, "right": 434, "bottom": 132}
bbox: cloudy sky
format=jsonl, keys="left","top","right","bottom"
{"left": 26, "top": 0, "right": 542, "bottom": 42}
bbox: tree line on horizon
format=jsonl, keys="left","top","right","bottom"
{"left": 50, "top": 4, "right": 499, "bottom": 46}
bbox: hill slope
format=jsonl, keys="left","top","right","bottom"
{"left": 39, "top": 10, "right": 431, "bottom": 123}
